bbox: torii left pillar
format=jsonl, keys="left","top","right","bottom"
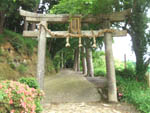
{"left": 37, "top": 21, "right": 47, "bottom": 90}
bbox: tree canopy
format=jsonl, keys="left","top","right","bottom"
{"left": 51, "top": 0, "right": 114, "bottom": 15}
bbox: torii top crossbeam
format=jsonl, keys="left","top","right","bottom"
{"left": 20, "top": 9, "right": 131, "bottom": 23}
{"left": 20, "top": 9, "right": 131, "bottom": 38}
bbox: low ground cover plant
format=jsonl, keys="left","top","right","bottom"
{"left": 18, "top": 77, "right": 39, "bottom": 89}
{"left": 0, "top": 80, "right": 44, "bottom": 113}
{"left": 117, "top": 75, "right": 150, "bottom": 113}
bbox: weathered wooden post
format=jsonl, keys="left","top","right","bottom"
{"left": 104, "top": 21, "right": 118, "bottom": 102}
{"left": 37, "top": 21, "right": 47, "bottom": 90}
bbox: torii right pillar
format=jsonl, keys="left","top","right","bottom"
{"left": 104, "top": 21, "right": 118, "bottom": 102}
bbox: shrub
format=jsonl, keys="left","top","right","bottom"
{"left": 2, "top": 30, "right": 37, "bottom": 56}
{"left": 18, "top": 77, "right": 39, "bottom": 89}
{"left": 24, "top": 39, "right": 37, "bottom": 56}
{"left": 0, "top": 34, "right": 6, "bottom": 45}
{"left": 0, "top": 80, "right": 44, "bottom": 113}
{"left": 116, "top": 68, "right": 136, "bottom": 79}
{"left": 17, "top": 64, "right": 27, "bottom": 74}
{"left": 94, "top": 69, "right": 106, "bottom": 76}
{"left": 9, "top": 63, "right": 16, "bottom": 70}
{"left": 117, "top": 76, "right": 150, "bottom": 112}
{"left": 0, "top": 48, "right": 3, "bottom": 56}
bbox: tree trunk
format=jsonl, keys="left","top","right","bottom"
{"left": 77, "top": 48, "right": 80, "bottom": 72}
{"left": 0, "top": 11, "right": 5, "bottom": 34}
{"left": 104, "top": 32, "right": 118, "bottom": 102}
{"left": 130, "top": 32, "right": 147, "bottom": 79}
{"left": 60, "top": 52, "right": 64, "bottom": 69}
{"left": 73, "top": 48, "right": 80, "bottom": 71}
{"left": 125, "top": 0, "right": 150, "bottom": 80}
{"left": 86, "top": 48, "right": 94, "bottom": 77}
{"left": 73, "top": 49, "right": 78, "bottom": 71}
{"left": 81, "top": 47, "right": 87, "bottom": 75}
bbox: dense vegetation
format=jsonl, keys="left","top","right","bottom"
{"left": 117, "top": 75, "right": 150, "bottom": 113}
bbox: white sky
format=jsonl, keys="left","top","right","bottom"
{"left": 113, "top": 34, "right": 135, "bottom": 61}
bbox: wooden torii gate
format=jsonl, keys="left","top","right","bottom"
{"left": 20, "top": 9, "right": 131, "bottom": 102}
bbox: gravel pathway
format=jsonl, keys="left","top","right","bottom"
{"left": 42, "top": 102, "right": 139, "bottom": 113}
{"left": 42, "top": 69, "right": 139, "bottom": 113}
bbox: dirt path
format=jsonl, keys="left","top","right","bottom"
{"left": 42, "top": 69, "right": 139, "bottom": 113}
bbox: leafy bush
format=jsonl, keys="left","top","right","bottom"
{"left": 9, "top": 63, "right": 16, "bottom": 70}
{"left": 0, "top": 34, "right": 6, "bottom": 45}
{"left": 17, "top": 64, "right": 28, "bottom": 74}
{"left": 94, "top": 69, "right": 106, "bottom": 76}
{"left": 18, "top": 77, "right": 39, "bottom": 89}
{"left": 24, "top": 38, "right": 37, "bottom": 56}
{"left": 117, "top": 76, "right": 150, "bottom": 113}
{"left": 0, "top": 48, "right": 3, "bottom": 56}
{"left": 0, "top": 80, "right": 44, "bottom": 113}
{"left": 93, "top": 51, "right": 106, "bottom": 76}
{"left": 116, "top": 68, "right": 136, "bottom": 79}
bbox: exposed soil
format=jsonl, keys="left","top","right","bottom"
{"left": 42, "top": 69, "right": 139, "bottom": 113}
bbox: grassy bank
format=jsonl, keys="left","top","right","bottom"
{"left": 0, "top": 30, "right": 55, "bottom": 80}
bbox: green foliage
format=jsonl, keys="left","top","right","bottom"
{"left": 53, "top": 53, "right": 61, "bottom": 72}
{"left": 51, "top": 0, "right": 114, "bottom": 15}
{"left": 117, "top": 76, "right": 150, "bottom": 113}
{"left": 18, "top": 77, "right": 39, "bottom": 89}
{"left": 0, "top": 34, "right": 6, "bottom": 45}
{"left": 24, "top": 38, "right": 37, "bottom": 56}
{"left": 1, "top": 30, "right": 37, "bottom": 56}
{"left": 34, "top": 99, "right": 43, "bottom": 113}
{"left": 116, "top": 68, "right": 136, "bottom": 79}
{"left": 93, "top": 51, "right": 106, "bottom": 76}
{"left": 92, "top": 0, "right": 114, "bottom": 14}
{"left": 0, "top": 0, "right": 36, "bottom": 33}
{"left": 0, "top": 80, "right": 44, "bottom": 113}
{"left": 115, "top": 61, "right": 136, "bottom": 79}
{"left": 9, "top": 63, "right": 16, "bottom": 70}
{"left": 51, "top": 0, "right": 93, "bottom": 14}
{"left": 17, "top": 64, "right": 28, "bottom": 74}
{"left": 46, "top": 54, "right": 55, "bottom": 73}
{"left": 0, "top": 48, "right": 3, "bottom": 56}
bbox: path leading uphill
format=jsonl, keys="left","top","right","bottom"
{"left": 42, "top": 69, "right": 139, "bottom": 113}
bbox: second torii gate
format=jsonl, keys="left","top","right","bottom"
{"left": 19, "top": 9, "right": 131, "bottom": 103}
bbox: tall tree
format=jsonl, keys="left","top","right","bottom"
{"left": 73, "top": 48, "right": 80, "bottom": 71}
{"left": 0, "top": 0, "right": 15, "bottom": 33}
{"left": 118, "top": 0, "right": 150, "bottom": 79}
{"left": 81, "top": 46, "right": 87, "bottom": 75}
{"left": 77, "top": 48, "right": 80, "bottom": 72}
{"left": 0, "top": 0, "right": 36, "bottom": 33}
{"left": 86, "top": 47, "right": 94, "bottom": 77}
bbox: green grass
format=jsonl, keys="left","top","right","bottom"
{"left": 0, "top": 29, "right": 37, "bottom": 56}
{"left": 117, "top": 75, "right": 150, "bottom": 113}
